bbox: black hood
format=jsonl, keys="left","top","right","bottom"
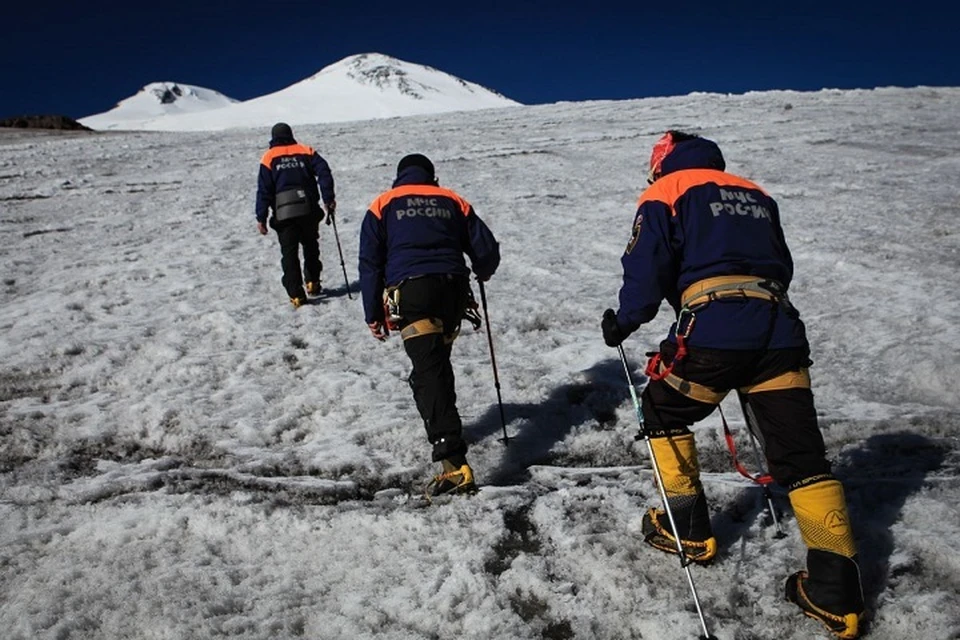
{"left": 269, "top": 122, "right": 295, "bottom": 147}
{"left": 393, "top": 153, "right": 437, "bottom": 187}
{"left": 393, "top": 165, "right": 437, "bottom": 188}
{"left": 659, "top": 137, "right": 726, "bottom": 176}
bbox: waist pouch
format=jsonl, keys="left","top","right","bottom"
{"left": 274, "top": 188, "right": 314, "bottom": 221}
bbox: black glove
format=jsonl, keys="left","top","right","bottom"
{"left": 601, "top": 308, "right": 626, "bottom": 347}
{"left": 325, "top": 200, "right": 336, "bottom": 225}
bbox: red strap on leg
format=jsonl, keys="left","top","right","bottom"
{"left": 719, "top": 406, "right": 774, "bottom": 486}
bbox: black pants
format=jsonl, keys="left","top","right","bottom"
{"left": 397, "top": 274, "right": 471, "bottom": 462}
{"left": 641, "top": 342, "right": 831, "bottom": 487}
{"left": 273, "top": 215, "right": 322, "bottom": 298}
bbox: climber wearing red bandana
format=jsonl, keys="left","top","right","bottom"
{"left": 601, "top": 131, "right": 865, "bottom": 639}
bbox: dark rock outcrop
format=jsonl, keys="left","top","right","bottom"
{"left": 0, "top": 115, "right": 92, "bottom": 130}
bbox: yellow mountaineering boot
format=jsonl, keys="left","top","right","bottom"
{"left": 305, "top": 281, "right": 322, "bottom": 296}
{"left": 785, "top": 565, "right": 862, "bottom": 639}
{"left": 641, "top": 434, "right": 717, "bottom": 563}
{"left": 426, "top": 458, "right": 478, "bottom": 499}
{"left": 785, "top": 476, "right": 864, "bottom": 638}
{"left": 642, "top": 506, "right": 718, "bottom": 563}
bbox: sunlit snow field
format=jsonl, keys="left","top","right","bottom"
{"left": 1, "top": 87, "right": 959, "bottom": 639}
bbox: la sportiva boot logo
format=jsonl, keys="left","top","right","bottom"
{"left": 824, "top": 509, "right": 849, "bottom": 536}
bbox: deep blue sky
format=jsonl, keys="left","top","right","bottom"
{"left": 2, "top": 1, "right": 956, "bottom": 119}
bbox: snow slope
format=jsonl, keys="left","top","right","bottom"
{"left": 2, "top": 86, "right": 960, "bottom": 640}
{"left": 79, "top": 53, "right": 521, "bottom": 132}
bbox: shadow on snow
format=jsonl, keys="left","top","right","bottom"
{"left": 465, "top": 357, "right": 642, "bottom": 486}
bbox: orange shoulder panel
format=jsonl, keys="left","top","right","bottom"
{"left": 441, "top": 187, "right": 472, "bottom": 216}
{"left": 637, "top": 169, "right": 768, "bottom": 215}
{"left": 259, "top": 143, "right": 315, "bottom": 168}
{"left": 368, "top": 184, "right": 472, "bottom": 220}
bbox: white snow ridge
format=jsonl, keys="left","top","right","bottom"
{"left": 79, "top": 53, "right": 522, "bottom": 132}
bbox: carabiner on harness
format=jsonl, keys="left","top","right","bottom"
{"left": 383, "top": 286, "right": 402, "bottom": 331}
{"left": 675, "top": 307, "right": 696, "bottom": 340}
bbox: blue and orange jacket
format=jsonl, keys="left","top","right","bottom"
{"left": 255, "top": 135, "right": 335, "bottom": 223}
{"left": 358, "top": 166, "right": 501, "bottom": 323}
{"left": 616, "top": 137, "right": 808, "bottom": 350}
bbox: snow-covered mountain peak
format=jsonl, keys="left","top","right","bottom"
{"left": 117, "top": 82, "right": 238, "bottom": 110}
{"left": 343, "top": 54, "right": 436, "bottom": 99}
{"left": 315, "top": 53, "right": 477, "bottom": 100}
{"left": 81, "top": 82, "right": 239, "bottom": 130}
{"left": 316, "top": 52, "right": 400, "bottom": 75}
{"left": 79, "top": 53, "right": 520, "bottom": 131}
{"left": 139, "top": 82, "right": 220, "bottom": 105}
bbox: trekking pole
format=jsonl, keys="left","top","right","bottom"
{"left": 617, "top": 345, "right": 717, "bottom": 640}
{"left": 329, "top": 213, "right": 352, "bottom": 299}
{"left": 736, "top": 392, "right": 786, "bottom": 538}
{"left": 478, "top": 281, "right": 509, "bottom": 444}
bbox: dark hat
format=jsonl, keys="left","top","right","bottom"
{"left": 271, "top": 122, "right": 294, "bottom": 141}
{"left": 396, "top": 153, "right": 435, "bottom": 180}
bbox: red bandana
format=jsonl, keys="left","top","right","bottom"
{"left": 647, "top": 132, "right": 676, "bottom": 183}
